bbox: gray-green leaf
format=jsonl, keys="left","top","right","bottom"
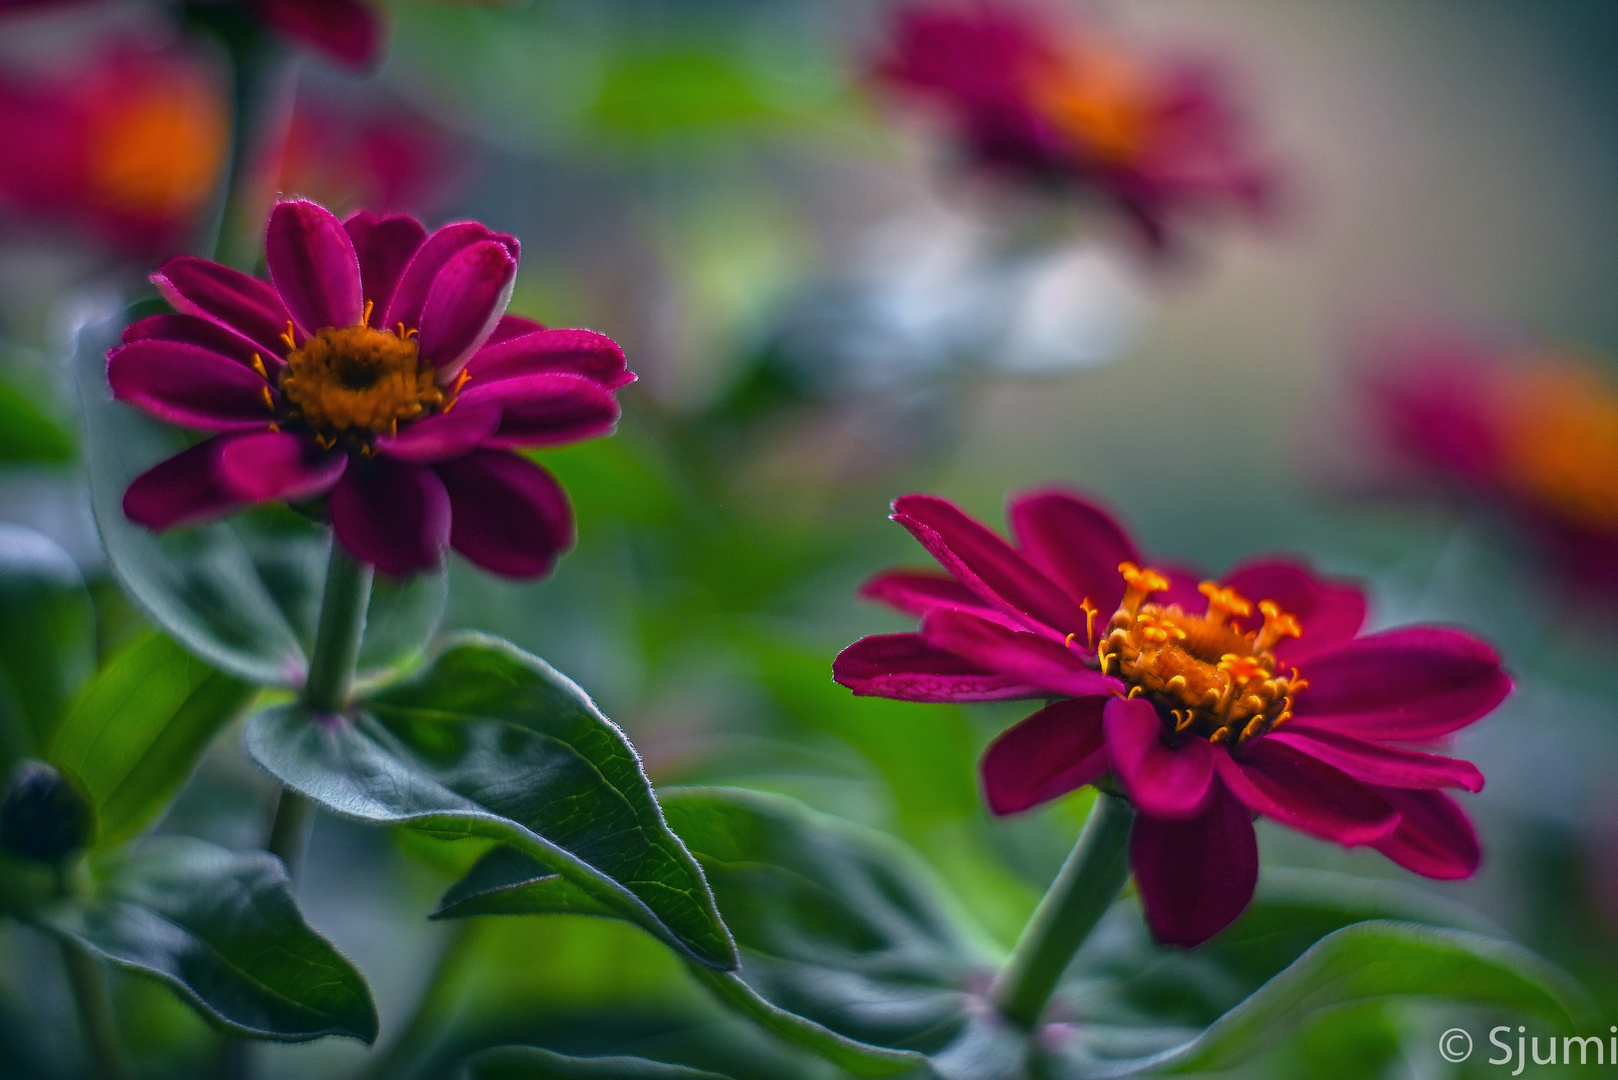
{"left": 464, "top": 1046, "right": 735, "bottom": 1080}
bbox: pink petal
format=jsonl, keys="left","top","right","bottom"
{"left": 151, "top": 256, "right": 292, "bottom": 359}
{"left": 374, "top": 403, "right": 502, "bottom": 464}
{"left": 216, "top": 431, "right": 347, "bottom": 504}
{"left": 486, "top": 314, "right": 546, "bottom": 344}
{"left": 463, "top": 328, "right": 633, "bottom": 390}
{"left": 1369, "top": 787, "right": 1481, "bottom": 880}
{"left": 858, "top": 569, "right": 1010, "bottom": 621}
{"left": 329, "top": 459, "right": 450, "bottom": 578}
{"left": 1130, "top": 780, "right": 1258, "bottom": 948}
{"left": 1214, "top": 740, "right": 1399, "bottom": 847}
{"left": 832, "top": 633, "right": 1043, "bottom": 702}
{"left": 344, "top": 210, "right": 427, "bottom": 324}
{"left": 121, "top": 435, "right": 248, "bottom": 530}
{"left": 1268, "top": 726, "right": 1484, "bottom": 793}
{"left": 108, "top": 341, "right": 276, "bottom": 431}
{"left": 1221, "top": 559, "right": 1367, "bottom": 663}
{"left": 417, "top": 239, "right": 518, "bottom": 380}
{"left": 980, "top": 697, "right": 1109, "bottom": 815}
{"left": 458, "top": 372, "right": 620, "bottom": 449}
{"left": 254, "top": 0, "right": 384, "bottom": 68}
{"left": 436, "top": 450, "right": 574, "bottom": 579}
{"left": 920, "top": 608, "right": 1122, "bottom": 699}
{"left": 1289, "top": 628, "right": 1512, "bottom": 740}
{"left": 1006, "top": 487, "right": 1139, "bottom": 615}
{"left": 265, "top": 200, "right": 364, "bottom": 336}
{"left": 123, "top": 313, "right": 285, "bottom": 375}
{"left": 1155, "top": 564, "right": 1208, "bottom": 613}
{"left": 891, "top": 493, "right": 1091, "bottom": 635}
{"left": 1104, "top": 696, "right": 1214, "bottom": 818}
{"left": 381, "top": 222, "right": 515, "bottom": 333}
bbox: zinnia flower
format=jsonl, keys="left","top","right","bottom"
{"left": 833, "top": 489, "right": 1509, "bottom": 947}
{"left": 873, "top": 3, "right": 1275, "bottom": 250}
{"left": 108, "top": 198, "right": 633, "bottom": 579}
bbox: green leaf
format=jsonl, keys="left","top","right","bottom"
{"left": 431, "top": 846, "right": 609, "bottom": 920}
{"left": 465, "top": 1046, "right": 734, "bottom": 1080}
{"left": 242, "top": 633, "right": 736, "bottom": 970}
{"left": 48, "top": 632, "right": 253, "bottom": 849}
{"left": 0, "top": 524, "right": 94, "bottom": 764}
{"left": 0, "top": 377, "right": 73, "bottom": 464}
{"left": 36, "top": 836, "right": 377, "bottom": 1042}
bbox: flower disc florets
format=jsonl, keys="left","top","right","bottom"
{"left": 279, "top": 317, "right": 443, "bottom": 443}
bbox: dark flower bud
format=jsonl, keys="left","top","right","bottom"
{"left": 0, "top": 762, "right": 95, "bottom": 863}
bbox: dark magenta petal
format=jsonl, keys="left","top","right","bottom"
{"left": 1156, "top": 564, "right": 1207, "bottom": 612}
{"left": 418, "top": 239, "right": 518, "bottom": 380}
{"left": 1215, "top": 740, "right": 1399, "bottom": 847}
{"left": 151, "top": 256, "right": 292, "bottom": 359}
{"left": 1269, "top": 726, "right": 1484, "bottom": 793}
{"left": 464, "top": 328, "right": 633, "bottom": 390}
{"left": 891, "top": 493, "right": 1091, "bottom": 634}
{"left": 1006, "top": 487, "right": 1138, "bottom": 614}
{"left": 980, "top": 697, "right": 1109, "bottom": 816}
{"left": 486, "top": 314, "right": 546, "bottom": 344}
{"left": 1369, "top": 787, "right": 1481, "bottom": 880}
{"left": 216, "top": 431, "right": 347, "bottom": 503}
{"left": 858, "top": 569, "right": 1010, "bottom": 621}
{"left": 1104, "top": 696, "right": 1214, "bottom": 818}
{"left": 460, "top": 372, "right": 620, "bottom": 449}
{"left": 123, "top": 313, "right": 285, "bottom": 375}
{"left": 832, "top": 633, "right": 1044, "bottom": 702}
{"left": 253, "top": 0, "right": 384, "bottom": 68}
{"left": 266, "top": 200, "right": 363, "bottom": 336}
{"left": 1221, "top": 558, "right": 1367, "bottom": 662}
{"left": 122, "top": 436, "right": 248, "bottom": 530}
{"left": 382, "top": 221, "right": 497, "bottom": 332}
{"left": 374, "top": 403, "right": 501, "bottom": 464}
{"left": 1130, "top": 781, "right": 1258, "bottom": 949}
{"left": 1289, "top": 627, "right": 1512, "bottom": 740}
{"left": 920, "top": 609, "right": 1123, "bottom": 698}
{"left": 329, "top": 459, "right": 450, "bottom": 578}
{"left": 436, "top": 450, "right": 574, "bottom": 579}
{"left": 344, "top": 210, "right": 427, "bottom": 324}
{"left": 108, "top": 341, "right": 276, "bottom": 431}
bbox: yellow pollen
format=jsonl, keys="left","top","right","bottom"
{"left": 278, "top": 322, "right": 442, "bottom": 440}
{"left": 280, "top": 322, "right": 297, "bottom": 352}
{"left": 362, "top": 299, "right": 374, "bottom": 325}
{"left": 249, "top": 352, "right": 268, "bottom": 381}
{"left": 1199, "top": 581, "right": 1252, "bottom": 624}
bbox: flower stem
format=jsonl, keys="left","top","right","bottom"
{"left": 354, "top": 921, "right": 480, "bottom": 1080}
{"left": 989, "top": 792, "right": 1135, "bottom": 1030}
{"left": 55, "top": 866, "right": 131, "bottom": 1080}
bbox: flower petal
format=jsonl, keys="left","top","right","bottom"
{"left": 1215, "top": 739, "right": 1399, "bottom": 847}
{"left": 1268, "top": 726, "right": 1484, "bottom": 793}
{"left": 1289, "top": 627, "right": 1512, "bottom": 740}
{"left": 1222, "top": 559, "right": 1367, "bottom": 662}
{"left": 329, "top": 459, "right": 450, "bottom": 578}
{"left": 122, "top": 435, "right": 247, "bottom": 530}
{"left": 1104, "top": 696, "right": 1214, "bottom": 818}
{"left": 151, "top": 256, "right": 292, "bottom": 359}
{"left": 417, "top": 239, "right": 518, "bottom": 380}
{"left": 832, "top": 633, "right": 1043, "bottom": 702}
{"left": 108, "top": 341, "right": 276, "bottom": 431}
{"left": 891, "top": 493, "right": 1090, "bottom": 635}
{"left": 254, "top": 0, "right": 384, "bottom": 68}
{"left": 344, "top": 210, "right": 427, "bottom": 324}
{"left": 486, "top": 314, "right": 546, "bottom": 344}
{"left": 920, "top": 608, "right": 1123, "bottom": 698}
{"left": 265, "top": 199, "right": 364, "bottom": 336}
{"left": 858, "top": 569, "right": 1014, "bottom": 622}
{"left": 381, "top": 221, "right": 517, "bottom": 333}
{"left": 1369, "top": 787, "right": 1480, "bottom": 880}
{"left": 436, "top": 450, "right": 574, "bottom": 579}
{"left": 458, "top": 372, "right": 620, "bottom": 449}
{"left": 1131, "top": 781, "right": 1258, "bottom": 948}
{"left": 981, "top": 697, "right": 1109, "bottom": 815}
{"left": 464, "top": 328, "right": 633, "bottom": 390}
{"left": 374, "top": 403, "right": 502, "bottom": 464}
{"left": 1006, "top": 487, "right": 1139, "bottom": 614}
{"left": 216, "top": 431, "right": 347, "bottom": 504}
{"left": 123, "top": 313, "right": 285, "bottom": 375}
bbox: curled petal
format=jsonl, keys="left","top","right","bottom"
{"left": 329, "top": 459, "right": 450, "bottom": 578}
{"left": 1104, "top": 696, "right": 1214, "bottom": 818}
{"left": 1006, "top": 488, "right": 1139, "bottom": 615}
{"left": 1130, "top": 781, "right": 1258, "bottom": 949}
{"left": 382, "top": 222, "right": 515, "bottom": 332}
{"left": 459, "top": 372, "right": 620, "bottom": 449}
{"left": 1215, "top": 739, "right": 1399, "bottom": 847}
{"left": 486, "top": 314, "right": 546, "bottom": 344}
{"left": 1370, "top": 787, "right": 1481, "bottom": 880}
{"left": 832, "top": 633, "right": 1043, "bottom": 702}
{"left": 418, "top": 239, "right": 518, "bottom": 381}
{"left": 151, "top": 256, "right": 292, "bottom": 359}
{"left": 1289, "top": 627, "right": 1512, "bottom": 740}
{"left": 464, "top": 328, "right": 633, "bottom": 389}
{"left": 1222, "top": 558, "right": 1367, "bottom": 662}
{"left": 981, "top": 697, "right": 1109, "bottom": 815}
{"left": 108, "top": 341, "right": 276, "bottom": 431}
{"left": 1269, "top": 726, "right": 1484, "bottom": 793}
{"left": 122, "top": 436, "right": 247, "bottom": 530}
{"left": 920, "top": 609, "right": 1122, "bottom": 699}
{"left": 374, "top": 403, "right": 501, "bottom": 464}
{"left": 216, "top": 431, "right": 347, "bottom": 504}
{"left": 254, "top": 0, "right": 385, "bottom": 68}
{"left": 344, "top": 210, "right": 427, "bottom": 323}
{"left": 858, "top": 569, "right": 1013, "bottom": 622}
{"left": 436, "top": 450, "right": 574, "bottom": 579}
{"left": 266, "top": 200, "right": 364, "bottom": 336}
{"left": 123, "top": 313, "right": 285, "bottom": 375}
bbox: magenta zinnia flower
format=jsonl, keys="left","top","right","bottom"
{"left": 108, "top": 198, "right": 633, "bottom": 579}
{"left": 834, "top": 489, "right": 1510, "bottom": 947}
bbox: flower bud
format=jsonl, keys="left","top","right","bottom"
{"left": 0, "top": 762, "right": 95, "bottom": 863}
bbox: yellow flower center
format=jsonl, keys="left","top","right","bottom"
{"left": 1493, "top": 360, "right": 1618, "bottom": 532}
{"left": 1030, "top": 45, "right": 1154, "bottom": 165}
{"left": 88, "top": 80, "right": 228, "bottom": 217}
{"left": 278, "top": 315, "right": 444, "bottom": 444}
{"left": 1094, "top": 563, "right": 1305, "bottom": 745}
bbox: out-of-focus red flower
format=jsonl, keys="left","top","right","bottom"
{"left": 1370, "top": 331, "right": 1618, "bottom": 592}
{"left": 273, "top": 95, "right": 464, "bottom": 219}
{"left": 834, "top": 489, "right": 1508, "bottom": 947}
{"left": 873, "top": 3, "right": 1276, "bottom": 251}
{"left": 0, "top": 46, "right": 229, "bottom": 256}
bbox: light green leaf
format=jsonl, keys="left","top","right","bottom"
{"left": 0, "top": 524, "right": 94, "bottom": 764}
{"left": 0, "top": 378, "right": 73, "bottom": 464}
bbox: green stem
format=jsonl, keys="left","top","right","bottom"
{"left": 354, "top": 921, "right": 480, "bottom": 1080}
{"left": 266, "top": 786, "right": 315, "bottom": 881}
{"left": 302, "top": 543, "right": 374, "bottom": 714}
{"left": 989, "top": 792, "right": 1135, "bottom": 1030}
{"left": 55, "top": 866, "right": 131, "bottom": 1080}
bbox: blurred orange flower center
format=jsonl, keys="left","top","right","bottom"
{"left": 1093, "top": 563, "right": 1304, "bottom": 745}
{"left": 279, "top": 317, "right": 443, "bottom": 443}
{"left": 88, "top": 83, "right": 227, "bottom": 217}
{"left": 1494, "top": 363, "right": 1618, "bottom": 532}
{"left": 1031, "top": 47, "right": 1154, "bottom": 164}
